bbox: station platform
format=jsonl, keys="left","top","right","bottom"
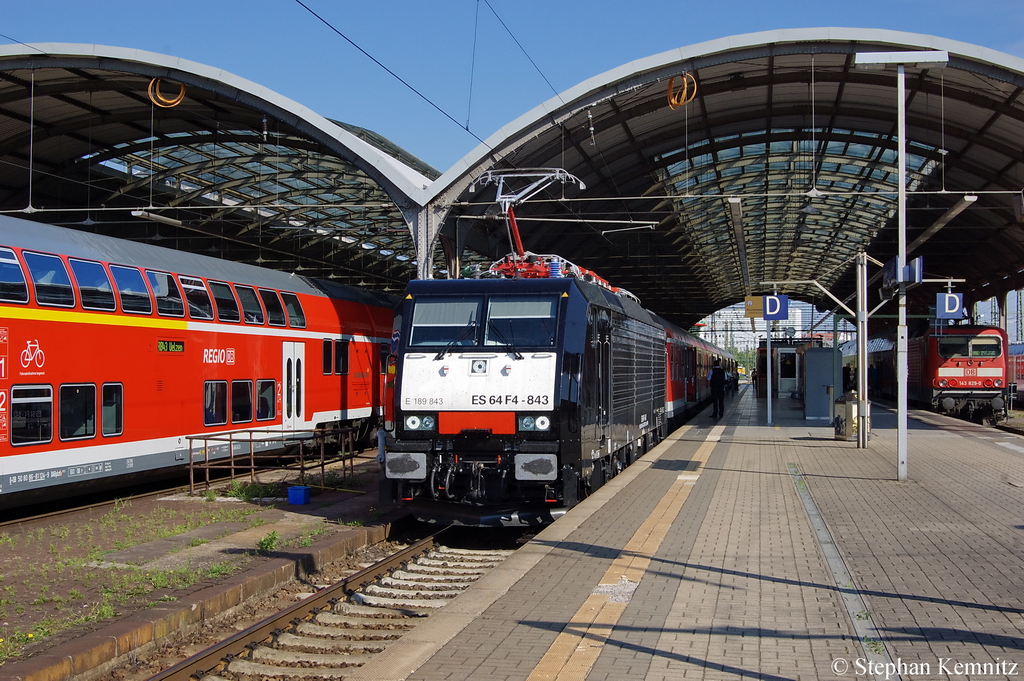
{"left": 353, "top": 385, "right": 1024, "bottom": 681}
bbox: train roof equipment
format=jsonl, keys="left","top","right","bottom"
{"left": 468, "top": 169, "right": 640, "bottom": 303}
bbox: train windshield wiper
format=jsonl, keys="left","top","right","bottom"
{"left": 434, "top": 321, "right": 477, "bottom": 360}
{"left": 487, "top": 321, "right": 524, "bottom": 360}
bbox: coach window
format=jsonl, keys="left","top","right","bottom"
{"left": 281, "top": 292, "right": 306, "bottom": 328}
{"left": 209, "top": 281, "right": 240, "bottom": 323}
{"left": 231, "top": 380, "right": 253, "bottom": 423}
{"left": 322, "top": 339, "right": 333, "bottom": 375}
{"left": 180, "top": 277, "right": 214, "bottom": 320}
{"left": 23, "top": 252, "right": 74, "bottom": 307}
{"left": 256, "top": 379, "right": 276, "bottom": 420}
{"left": 259, "top": 289, "right": 287, "bottom": 326}
{"left": 59, "top": 384, "right": 96, "bottom": 440}
{"left": 101, "top": 383, "right": 123, "bottom": 437}
{"left": 295, "top": 360, "right": 302, "bottom": 418}
{"left": 11, "top": 385, "right": 53, "bottom": 446}
{"left": 110, "top": 265, "right": 153, "bottom": 314}
{"left": 334, "top": 340, "right": 349, "bottom": 374}
{"left": 234, "top": 285, "right": 265, "bottom": 324}
{"left": 69, "top": 259, "right": 116, "bottom": 311}
{"left": 146, "top": 271, "right": 185, "bottom": 317}
{"left": 285, "top": 360, "right": 293, "bottom": 418}
{"left": 0, "top": 247, "right": 29, "bottom": 303}
{"left": 203, "top": 381, "right": 228, "bottom": 426}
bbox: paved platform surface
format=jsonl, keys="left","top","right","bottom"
{"left": 357, "top": 386, "right": 1024, "bottom": 681}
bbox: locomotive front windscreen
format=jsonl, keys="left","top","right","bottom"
{"left": 937, "top": 336, "right": 1001, "bottom": 358}
{"left": 408, "top": 294, "right": 559, "bottom": 348}
{"left": 409, "top": 297, "right": 480, "bottom": 346}
{"left": 484, "top": 295, "right": 558, "bottom": 348}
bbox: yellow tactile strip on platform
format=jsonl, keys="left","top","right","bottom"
{"left": 525, "top": 425, "right": 723, "bottom": 681}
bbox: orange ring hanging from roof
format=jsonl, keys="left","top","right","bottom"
{"left": 667, "top": 72, "right": 697, "bottom": 110}
{"left": 147, "top": 78, "right": 186, "bottom": 108}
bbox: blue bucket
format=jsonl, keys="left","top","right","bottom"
{"left": 287, "top": 486, "right": 311, "bottom": 505}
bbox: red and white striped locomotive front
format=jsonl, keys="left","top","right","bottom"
{"left": 926, "top": 326, "right": 1007, "bottom": 420}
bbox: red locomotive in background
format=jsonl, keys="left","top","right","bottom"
{"left": 843, "top": 324, "right": 1008, "bottom": 423}
{"left": 0, "top": 215, "right": 395, "bottom": 509}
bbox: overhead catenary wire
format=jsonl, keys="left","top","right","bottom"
{"left": 482, "top": 0, "right": 561, "bottom": 100}
{"left": 293, "top": 0, "right": 489, "bottom": 147}
{"left": 294, "top": 0, "right": 619, "bottom": 240}
{"left": 466, "top": 0, "right": 481, "bottom": 129}
{"left": 0, "top": 32, "right": 47, "bottom": 54}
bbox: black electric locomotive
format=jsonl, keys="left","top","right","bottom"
{"left": 380, "top": 274, "right": 675, "bottom": 526}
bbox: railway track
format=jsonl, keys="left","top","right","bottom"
{"left": 146, "top": 534, "right": 513, "bottom": 680}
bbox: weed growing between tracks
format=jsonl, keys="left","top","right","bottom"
{"left": 0, "top": 496, "right": 267, "bottom": 664}
{"left": 0, "top": 468, "right": 385, "bottom": 666}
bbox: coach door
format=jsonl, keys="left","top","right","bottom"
{"left": 282, "top": 341, "right": 305, "bottom": 432}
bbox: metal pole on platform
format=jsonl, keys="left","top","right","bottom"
{"left": 857, "top": 252, "right": 869, "bottom": 448}
{"left": 766, "top": 324, "right": 773, "bottom": 426}
{"left": 854, "top": 50, "right": 948, "bottom": 478}
{"left": 895, "top": 63, "right": 910, "bottom": 479}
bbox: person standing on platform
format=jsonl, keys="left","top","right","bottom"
{"left": 750, "top": 368, "right": 759, "bottom": 397}
{"left": 709, "top": 359, "right": 727, "bottom": 418}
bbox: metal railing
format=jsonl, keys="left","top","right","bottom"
{"left": 186, "top": 425, "right": 356, "bottom": 494}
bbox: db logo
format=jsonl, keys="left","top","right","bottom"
{"left": 202, "top": 348, "right": 236, "bottom": 365}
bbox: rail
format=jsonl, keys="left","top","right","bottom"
{"left": 145, "top": 534, "right": 438, "bottom": 681}
{"left": 186, "top": 425, "right": 356, "bottom": 494}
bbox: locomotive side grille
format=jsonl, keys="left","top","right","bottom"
{"left": 611, "top": 317, "right": 666, "bottom": 423}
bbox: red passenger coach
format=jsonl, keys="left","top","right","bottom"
{"left": 663, "top": 320, "right": 733, "bottom": 428}
{"left": 0, "top": 216, "right": 395, "bottom": 509}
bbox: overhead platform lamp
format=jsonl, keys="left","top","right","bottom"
{"left": 131, "top": 210, "right": 184, "bottom": 227}
{"left": 854, "top": 50, "right": 949, "bottom": 482}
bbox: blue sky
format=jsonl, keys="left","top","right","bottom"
{"left": 4, "top": 0, "right": 1023, "bottom": 172}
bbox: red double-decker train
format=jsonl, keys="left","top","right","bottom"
{"left": 0, "top": 215, "right": 395, "bottom": 509}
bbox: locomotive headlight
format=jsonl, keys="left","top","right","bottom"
{"left": 996, "top": 379, "right": 1004, "bottom": 388}
{"left": 938, "top": 379, "right": 948, "bottom": 388}
{"left": 404, "top": 414, "right": 436, "bottom": 431}
{"left": 519, "top": 414, "right": 552, "bottom": 431}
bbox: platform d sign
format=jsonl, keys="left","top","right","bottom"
{"left": 763, "top": 294, "right": 789, "bottom": 320}
{"left": 936, "top": 292, "right": 964, "bottom": 319}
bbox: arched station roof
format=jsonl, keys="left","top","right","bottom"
{"left": 429, "top": 28, "right": 1024, "bottom": 329}
{"left": 0, "top": 43, "right": 445, "bottom": 289}
{"left": 3, "top": 32, "right": 1024, "bottom": 328}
